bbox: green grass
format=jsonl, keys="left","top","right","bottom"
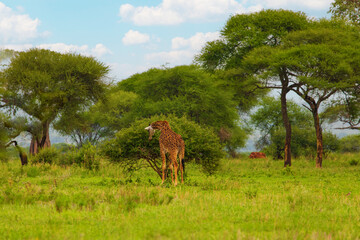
{"left": 1, "top": 153, "right": 360, "bottom": 239}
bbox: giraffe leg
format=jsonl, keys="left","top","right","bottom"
{"left": 179, "top": 157, "right": 184, "bottom": 184}
{"left": 179, "top": 147, "right": 185, "bottom": 184}
{"left": 171, "top": 152, "right": 179, "bottom": 186}
{"left": 169, "top": 162, "right": 174, "bottom": 183}
{"left": 160, "top": 149, "right": 166, "bottom": 185}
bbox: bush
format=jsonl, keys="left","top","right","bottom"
{"left": 59, "top": 143, "right": 100, "bottom": 170}
{"left": 264, "top": 127, "right": 339, "bottom": 159}
{"left": 101, "top": 115, "right": 224, "bottom": 176}
{"left": 31, "top": 147, "right": 59, "bottom": 164}
{"left": 339, "top": 134, "right": 360, "bottom": 153}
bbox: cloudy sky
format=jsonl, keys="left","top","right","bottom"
{"left": 0, "top": 0, "right": 333, "bottom": 81}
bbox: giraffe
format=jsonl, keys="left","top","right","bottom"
{"left": 145, "top": 120, "right": 185, "bottom": 186}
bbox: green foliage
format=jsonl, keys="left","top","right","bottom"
{"left": 91, "top": 90, "right": 138, "bottom": 131}
{"left": 53, "top": 89, "right": 137, "bottom": 146}
{"left": 263, "top": 126, "right": 339, "bottom": 159}
{"left": 245, "top": 19, "right": 360, "bottom": 164}
{"left": 251, "top": 97, "right": 340, "bottom": 158}
{"left": 2, "top": 48, "right": 109, "bottom": 119}
{"left": 101, "top": 115, "right": 224, "bottom": 176}
{"left": 244, "top": 20, "right": 360, "bottom": 90}
{"left": 115, "top": 65, "right": 246, "bottom": 153}
{"left": 59, "top": 143, "right": 100, "bottom": 170}
{"left": 31, "top": 147, "right": 59, "bottom": 165}
{"left": 75, "top": 143, "right": 99, "bottom": 170}
{"left": 29, "top": 143, "right": 99, "bottom": 171}
{"left": 196, "top": 9, "right": 310, "bottom": 71}
{"left": 117, "top": 65, "right": 238, "bottom": 130}
{"left": 339, "top": 134, "right": 360, "bottom": 152}
{"left": 52, "top": 143, "right": 74, "bottom": 153}
{"left": 1, "top": 48, "right": 109, "bottom": 149}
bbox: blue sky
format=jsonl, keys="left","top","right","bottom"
{"left": 0, "top": 0, "right": 333, "bottom": 81}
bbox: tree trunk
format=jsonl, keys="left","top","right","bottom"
{"left": 40, "top": 121, "right": 51, "bottom": 149}
{"left": 29, "top": 122, "right": 51, "bottom": 155}
{"left": 29, "top": 137, "right": 38, "bottom": 155}
{"left": 312, "top": 109, "right": 323, "bottom": 168}
{"left": 281, "top": 88, "right": 292, "bottom": 167}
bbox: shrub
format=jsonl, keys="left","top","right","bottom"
{"left": 59, "top": 143, "right": 100, "bottom": 170}
{"left": 101, "top": 115, "right": 224, "bottom": 176}
{"left": 31, "top": 147, "right": 59, "bottom": 164}
{"left": 339, "top": 134, "right": 360, "bottom": 153}
{"left": 264, "top": 128, "right": 339, "bottom": 159}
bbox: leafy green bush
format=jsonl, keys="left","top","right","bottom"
{"left": 59, "top": 143, "right": 100, "bottom": 170}
{"left": 101, "top": 115, "right": 224, "bottom": 176}
{"left": 31, "top": 147, "right": 59, "bottom": 164}
{"left": 264, "top": 127, "right": 339, "bottom": 159}
{"left": 339, "top": 134, "right": 360, "bottom": 153}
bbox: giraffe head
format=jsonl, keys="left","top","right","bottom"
{"left": 145, "top": 124, "right": 155, "bottom": 140}
{"left": 144, "top": 121, "right": 170, "bottom": 140}
{"left": 149, "top": 120, "right": 169, "bottom": 130}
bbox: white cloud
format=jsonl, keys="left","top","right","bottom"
{"left": 122, "top": 30, "right": 150, "bottom": 45}
{"left": 119, "top": 0, "right": 245, "bottom": 26}
{"left": 2, "top": 43, "right": 112, "bottom": 58}
{"left": 0, "top": 2, "right": 43, "bottom": 44}
{"left": 91, "top": 43, "right": 112, "bottom": 57}
{"left": 145, "top": 31, "right": 220, "bottom": 66}
{"left": 119, "top": 0, "right": 333, "bottom": 25}
{"left": 172, "top": 32, "right": 220, "bottom": 51}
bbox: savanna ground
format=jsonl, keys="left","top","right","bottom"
{"left": 1, "top": 153, "right": 360, "bottom": 239}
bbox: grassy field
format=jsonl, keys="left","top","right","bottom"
{"left": 1, "top": 153, "right": 360, "bottom": 239}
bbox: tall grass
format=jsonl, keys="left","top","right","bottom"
{"left": 1, "top": 153, "right": 360, "bottom": 239}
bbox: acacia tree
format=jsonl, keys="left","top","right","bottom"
{"left": 196, "top": 9, "right": 310, "bottom": 166}
{"left": 0, "top": 48, "right": 109, "bottom": 154}
{"left": 244, "top": 20, "right": 360, "bottom": 167}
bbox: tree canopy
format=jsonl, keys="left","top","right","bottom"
{"left": 116, "top": 65, "right": 248, "bottom": 155}
{"left": 0, "top": 48, "right": 109, "bottom": 153}
{"left": 117, "top": 65, "right": 238, "bottom": 129}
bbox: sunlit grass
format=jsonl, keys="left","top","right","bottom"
{"left": 1, "top": 153, "right": 360, "bottom": 239}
